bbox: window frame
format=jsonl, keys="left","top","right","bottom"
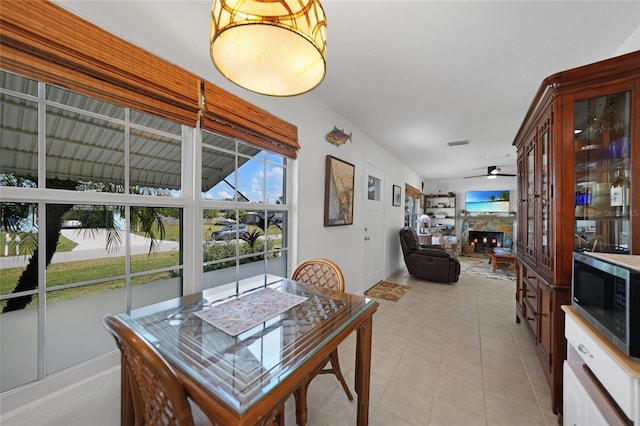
{"left": 1, "top": 70, "right": 292, "bottom": 390}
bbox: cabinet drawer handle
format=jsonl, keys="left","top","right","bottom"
{"left": 527, "top": 317, "right": 535, "bottom": 322}
{"left": 578, "top": 344, "right": 593, "bottom": 358}
{"left": 526, "top": 295, "right": 536, "bottom": 299}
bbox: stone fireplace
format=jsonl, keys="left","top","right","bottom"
{"left": 460, "top": 217, "right": 515, "bottom": 254}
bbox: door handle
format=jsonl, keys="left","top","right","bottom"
{"left": 577, "top": 344, "right": 593, "bottom": 358}
{"left": 364, "top": 236, "right": 370, "bottom": 241}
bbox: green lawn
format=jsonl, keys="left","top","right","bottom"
{"left": 1, "top": 251, "right": 179, "bottom": 296}
{"left": 0, "top": 232, "right": 77, "bottom": 257}
{"left": 1, "top": 223, "right": 282, "bottom": 309}
{"left": 161, "top": 224, "right": 181, "bottom": 242}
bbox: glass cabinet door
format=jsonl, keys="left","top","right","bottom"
{"left": 517, "top": 151, "right": 526, "bottom": 255}
{"left": 526, "top": 143, "right": 536, "bottom": 258}
{"left": 538, "top": 109, "right": 552, "bottom": 270}
{"left": 574, "top": 90, "right": 631, "bottom": 254}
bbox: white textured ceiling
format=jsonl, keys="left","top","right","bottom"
{"left": 53, "top": 0, "right": 640, "bottom": 180}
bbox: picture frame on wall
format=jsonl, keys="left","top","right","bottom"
{"left": 324, "top": 155, "right": 355, "bottom": 226}
{"left": 392, "top": 185, "right": 401, "bottom": 206}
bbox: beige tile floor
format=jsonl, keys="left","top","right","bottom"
{"left": 2, "top": 268, "right": 560, "bottom": 426}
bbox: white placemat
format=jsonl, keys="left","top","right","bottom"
{"left": 195, "top": 288, "right": 307, "bottom": 336}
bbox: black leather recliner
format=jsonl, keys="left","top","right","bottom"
{"left": 399, "top": 227, "right": 460, "bottom": 283}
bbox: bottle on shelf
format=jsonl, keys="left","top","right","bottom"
{"left": 609, "top": 165, "right": 629, "bottom": 216}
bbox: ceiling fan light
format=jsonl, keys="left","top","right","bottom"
{"left": 210, "top": 0, "right": 327, "bottom": 97}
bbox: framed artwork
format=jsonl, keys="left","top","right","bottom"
{"left": 392, "top": 185, "right": 401, "bottom": 206}
{"left": 324, "top": 155, "right": 355, "bottom": 226}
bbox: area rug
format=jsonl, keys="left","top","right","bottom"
{"left": 459, "top": 254, "right": 516, "bottom": 282}
{"left": 364, "top": 281, "right": 410, "bottom": 302}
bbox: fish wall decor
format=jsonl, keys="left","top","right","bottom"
{"left": 326, "top": 127, "right": 352, "bottom": 147}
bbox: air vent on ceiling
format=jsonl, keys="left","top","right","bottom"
{"left": 447, "top": 140, "right": 470, "bottom": 147}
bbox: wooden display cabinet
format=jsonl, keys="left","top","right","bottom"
{"left": 513, "top": 50, "right": 640, "bottom": 417}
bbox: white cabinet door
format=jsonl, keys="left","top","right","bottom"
{"left": 563, "top": 361, "right": 608, "bottom": 426}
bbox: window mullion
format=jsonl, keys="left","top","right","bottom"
{"left": 37, "top": 82, "right": 46, "bottom": 380}
{"left": 182, "top": 125, "right": 201, "bottom": 295}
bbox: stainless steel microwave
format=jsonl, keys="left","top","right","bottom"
{"left": 572, "top": 252, "right": 640, "bottom": 359}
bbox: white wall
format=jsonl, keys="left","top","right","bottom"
{"left": 230, "top": 93, "right": 420, "bottom": 295}
{"left": 616, "top": 25, "right": 640, "bottom": 55}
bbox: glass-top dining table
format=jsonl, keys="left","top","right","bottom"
{"left": 116, "top": 274, "right": 379, "bottom": 425}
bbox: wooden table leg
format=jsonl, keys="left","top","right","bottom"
{"left": 293, "top": 383, "right": 308, "bottom": 426}
{"left": 355, "top": 316, "right": 373, "bottom": 426}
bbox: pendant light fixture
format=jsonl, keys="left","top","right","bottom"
{"left": 210, "top": 0, "right": 327, "bottom": 97}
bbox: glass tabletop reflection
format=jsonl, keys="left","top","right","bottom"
{"left": 118, "top": 274, "right": 375, "bottom": 414}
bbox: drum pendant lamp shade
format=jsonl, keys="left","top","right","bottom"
{"left": 210, "top": 0, "right": 327, "bottom": 97}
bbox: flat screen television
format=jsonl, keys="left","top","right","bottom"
{"left": 465, "top": 190, "right": 510, "bottom": 213}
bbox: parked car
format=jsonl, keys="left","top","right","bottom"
{"left": 211, "top": 224, "right": 249, "bottom": 240}
{"left": 215, "top": 218, "right": 236, "bottom": 226}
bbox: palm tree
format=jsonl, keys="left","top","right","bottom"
{"left": 239, "top": 213, "right": 283, "bottom": 258}
{"left": 240, "top": 228, "right": 265, "bottom": 261}
{"left": 2, "top": 176, "right": 166, "bottom": 312}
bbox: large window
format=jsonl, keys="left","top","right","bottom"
{"left": 0, "top": 3, "right": 295, "bottom": 394}
{"left": 201, "top": 131, "right": 288, "bottom": 290}
{"left": 0, "top": 71, "right": 186, "bottom": 390}
{"left": 0, "top": 71, "right": 287, "bottom": 392}
{"left": 0, "top": 69, "right": 290, "bottom": 392}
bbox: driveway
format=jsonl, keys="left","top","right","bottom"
{"left": 0, "top": 229, "right": 179, "bottom": 268}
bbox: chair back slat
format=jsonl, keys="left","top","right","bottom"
{"left": 291, "top": 258, "right": 345, "bottom": 293}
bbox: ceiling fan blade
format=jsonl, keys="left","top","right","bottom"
{"left": 463, "top": 165, "right": 516, "bottom": 179}
{"left": 463, "top": 172, "right": 517, "bottom": 179}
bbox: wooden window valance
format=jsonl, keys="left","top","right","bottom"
{"left": 405, "top": 183, "right": 421, "bottom": 199}
{"left": 0, "top": 0, "right": 299, "bottom": 158}
{"left": 0, "top": 0, "right": 201, "bottom": 126}
{"left": 201, "top": 82, "right": 299, "bottom": 159}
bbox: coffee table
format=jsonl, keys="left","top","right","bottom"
{"left": 486, "top": 247, "right": 517, "bottom": 272}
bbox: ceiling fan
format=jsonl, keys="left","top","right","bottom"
{"left": 463, "top": 166, "right": 516, "bottom": 179}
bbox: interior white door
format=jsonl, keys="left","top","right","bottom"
{"left": 363, "top": 162, "right": 384, "bottom": 292}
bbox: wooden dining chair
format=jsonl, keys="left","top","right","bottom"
{"left": 103, "top": 314, "right": 198, "bottom": 426}
{"left": 291, "top": 259, "right": 354, "bottom": 424}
